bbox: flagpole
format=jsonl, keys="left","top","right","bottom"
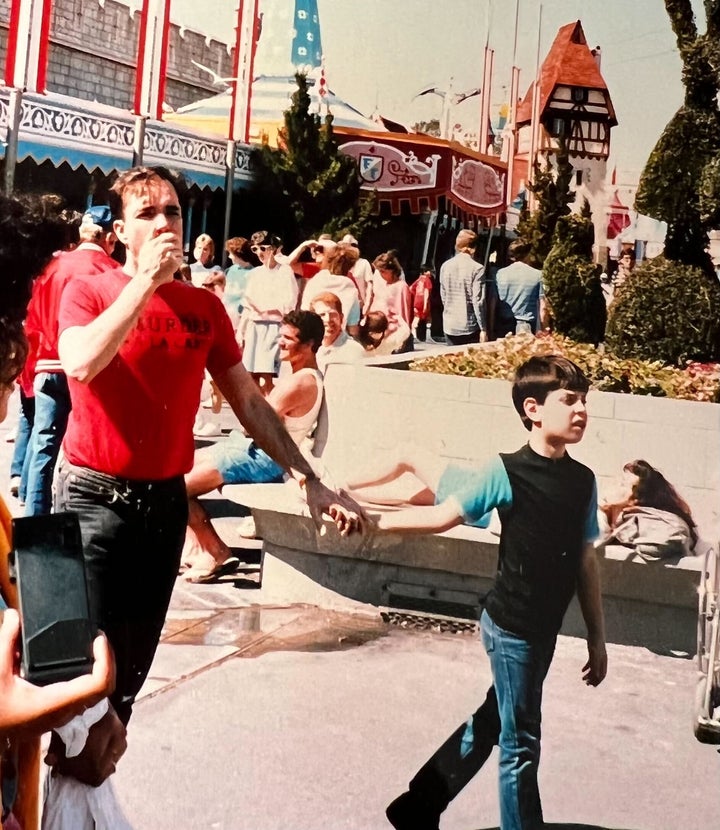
{"left": 528, "top": 1, "right": 543, "bottom": 210}
{"left": 505, "top": 0, "right": 520, "bottom": 206}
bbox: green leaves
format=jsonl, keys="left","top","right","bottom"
{"left": 409, "top": 332, "right": 720, "bottom": 402}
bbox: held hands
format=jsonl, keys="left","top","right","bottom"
{"left": 135, "top": 231, "right": 184, "bottom": 286}
{"left": 304, "top": 478, "right": 366, "bottom": 537}
{"left": 582, "top": 638, "right": 607, "bottom": 687}
{"left": 0, "top": 609, "right": 116, "bottom": 740}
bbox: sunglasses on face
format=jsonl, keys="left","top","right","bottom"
{"left": 251, "top": 244, "right": 272, "bottom": 253}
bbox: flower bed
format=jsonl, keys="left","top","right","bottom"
{"left": 409, "top": 333, "right": 720, "bottom": 403}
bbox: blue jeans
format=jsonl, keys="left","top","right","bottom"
{"left": 10, "top": 389, "right": 34, "bottom": 501}
{"left": 481, "top": 610, "right": 556, "bottom": 830}
{"left": 25, "top": 372, "right": 71, "bottom": 516}
{"left": 54, "top": 459, "right": 187, "bottom": 725}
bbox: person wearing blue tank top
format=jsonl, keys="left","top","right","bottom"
{"left": 381, "top": 355, "right": 607, "bottom": 830}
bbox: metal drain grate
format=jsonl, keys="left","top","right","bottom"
{"left": 381, "top": 609, "right": 479, "bottom": 635}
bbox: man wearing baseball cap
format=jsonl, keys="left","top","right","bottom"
{"left": 22, "top": 205, "right": 118, "bottom": 515}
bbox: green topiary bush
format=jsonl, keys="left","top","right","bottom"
{"left": 542, "top": 213, "right": 606, "bottom": 345}
{"left": 605, "top": 256, "right": 720, "bottom": 364}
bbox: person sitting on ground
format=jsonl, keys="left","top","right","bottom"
{"left": 189, "top": 233, "right": 223, "bottom": 287}
{"left": 301, "top": 243, "right": 362, "bottom": 337}
{"left": 0, "top": 192, "right": 116, "bottom": 828}
{"left": 599, "top": 459, "right": 698, "bottom": 560}
{"left": 358, "top": 310, "right": 412, "bottom": 356}
{"left": 181, "top": 310, "right": 326, "bottom": 581}
{"left": 309, "top": 292, "right": 366, "bottom": 374}
{"left": 240, "top": 230, "right": 299, "bottom": 395}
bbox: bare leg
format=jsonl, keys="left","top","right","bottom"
{"left": 345, "top": 442, "right": 446, "bottom": 506}
{"left": 180, "top": 498, "right": 235, "bottom": 582}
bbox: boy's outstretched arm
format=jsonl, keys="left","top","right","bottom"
{"left": 375, "top": 498, "right": 464, "bottom": 534}
{"left": 577, "top": 543, "right": 607, "bottom": 686}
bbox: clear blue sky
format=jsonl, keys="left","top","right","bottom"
{"left": 165, "top": 0, "right": 704, "bottom": 181}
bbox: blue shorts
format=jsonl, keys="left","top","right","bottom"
{"left": 212, "top": 430, "right": 285, "bottom": 485}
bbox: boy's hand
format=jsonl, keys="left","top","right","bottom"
{"left": 582, "top": 639, "right": 607, "bottom": 686}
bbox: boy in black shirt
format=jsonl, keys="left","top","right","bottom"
{"left": 382, "top": 355, "right": 607, "bottom": 830}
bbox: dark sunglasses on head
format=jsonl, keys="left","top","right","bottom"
{"left": 251, "top": 244, "right": 271, "bottom": 253}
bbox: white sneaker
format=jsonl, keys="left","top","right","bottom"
{"left": 236, "top": 516, "right": 257, "bottom": 539}
{"left": 193, "top": 421, "right": 222, "bottom": 438}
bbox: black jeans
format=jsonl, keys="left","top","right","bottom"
{"left": 445, "top": 331, "right": 481, "bottom": 346}
{"left": 54, "top": 460, "right": 187, "bottom": 724}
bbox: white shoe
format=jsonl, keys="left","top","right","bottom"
{"left": 193, "top": 421, "right": 222, "bottom": 438}
{"left": 236, "top": 516, "right": 257, "bottom": 539}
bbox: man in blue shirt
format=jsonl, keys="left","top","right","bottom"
{"left": 495, "top": 239, "right": 547, "bottom": 337}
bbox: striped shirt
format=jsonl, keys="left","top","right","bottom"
{"left": 439, "top": 252, "right": 485, "bottom": 336}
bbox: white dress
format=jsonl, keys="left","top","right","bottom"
{"left": 242, "top": 263, "right": 298, "bottom": 374}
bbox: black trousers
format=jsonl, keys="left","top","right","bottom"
{"left": 54, "top": 460, "right": 187, "bottom": 724}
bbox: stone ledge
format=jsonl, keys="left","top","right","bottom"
{"left": 222, "top": 483, "right": 703, "bottom": 653}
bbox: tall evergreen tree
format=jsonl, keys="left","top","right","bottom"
{"left": 251, "top": 73, "right": 375, "bottom": 245}
{"left": 635, "top": 0, "right": 720, "bottom": 270}
{"left": 515, "top": 143, "right": 574, "bottom": 267}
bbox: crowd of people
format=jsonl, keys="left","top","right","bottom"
{"left": 0, "top": 166, "right": 699, "bottom": 829}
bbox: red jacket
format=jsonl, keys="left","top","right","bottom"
{"left": 25, "top": 245, "right": 116, "bottom": 375}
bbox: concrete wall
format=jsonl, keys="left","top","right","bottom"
{"left": 319, "top": 356, "right": 720, "bottom": 542}
{"left": 0, "top": 0, "right": 232, "bottom": 111}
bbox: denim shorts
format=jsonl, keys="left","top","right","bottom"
{"left": 212, "top": 430, "right": 285, "bottom": 485}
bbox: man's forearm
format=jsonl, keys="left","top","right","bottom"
{"left": 577, "top": 545, "right": 606, "bottom": 642}
{"left": 59, "top": 277, "right": 156, "bottom": 384}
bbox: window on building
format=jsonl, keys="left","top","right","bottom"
{"left": 572, "top": 88, "right": 588, "bottom": 103}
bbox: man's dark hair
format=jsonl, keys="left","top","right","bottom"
{"left": 512, "top": 355, "right": 590, "bottom": 431}
{"left": 283, "top": 310, "right": 325, "bottom": 353}
{"left": 0, "top": 193, "right": 73, "bottom": 386}
{"left": 109, "top": 166, "right": 186, "bottom": 218}
{"left": 508, "top": 239, "right": 531, "bottom": 262}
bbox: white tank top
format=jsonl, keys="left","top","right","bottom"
{"left": 283, "top": 368, "right": 324, "bottom": 446}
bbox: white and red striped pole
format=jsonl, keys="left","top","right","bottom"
{"left": 229, "top": 0, "right": 260, "bottom": 143}
{"left": 4, "top": 0, "right": 53, "bottom": 92}
{"left": 133, "top": 0, "right": 171, "bottom": 120}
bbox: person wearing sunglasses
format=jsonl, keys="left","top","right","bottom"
{"left": 240, "top": 230, "right": 299, "bottom": 395}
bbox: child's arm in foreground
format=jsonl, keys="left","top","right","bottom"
{"left": 576, "top": 543, "right": 607, "bottom": 687}
{"left": 374, "top": 498, "right": 464, "bottom": 534}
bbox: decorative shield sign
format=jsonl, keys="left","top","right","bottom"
{"left": 451, "top": 157, "right": 505, "bottom": 209}
{"left": 342, "top": 141, "right": 440, "bottom": 191}
{"left": 359, "top": 154, "right": 383, "bottom": 183}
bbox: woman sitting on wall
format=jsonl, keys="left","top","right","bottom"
{"left": 600, "top": 459, "right": 698, "bottom": 560}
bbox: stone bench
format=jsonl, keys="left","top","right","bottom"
{"left": 222, "top": 482, "right": 705, "bottom": 655}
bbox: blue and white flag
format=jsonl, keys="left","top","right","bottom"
{"left": 291, "top": 0, "right": 323, "bottom": 68}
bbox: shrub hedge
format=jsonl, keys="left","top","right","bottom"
{"left": 604, "top": 256, "right": 720, "bottom": 365}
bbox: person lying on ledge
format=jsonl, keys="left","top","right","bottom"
{"left": 181, "top": 311, "right": 326, "bottom": 582}
{"left": 599, "top": 458, "right": 698, "bottom": 561}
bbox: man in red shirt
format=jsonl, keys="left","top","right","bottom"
{"left": 23, "top": 206, "right": 117, "bottom": 516}
{"left": 51, "top": 166, "right": 361, "bottom": 786}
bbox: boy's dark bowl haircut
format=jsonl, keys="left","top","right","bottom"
{"left": 512, "top": 355, "right": 590, "bottom": 431}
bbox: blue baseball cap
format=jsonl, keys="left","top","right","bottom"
{"left": 81, "top": 205, "right": 114, "bottom": 230}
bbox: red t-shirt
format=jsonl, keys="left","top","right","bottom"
{"left": 59, "top": 269, "right": 241, "bottom": 480}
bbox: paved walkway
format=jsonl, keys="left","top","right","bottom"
{"left": 1, "top": 397, "right": 718, "bottom": 829}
